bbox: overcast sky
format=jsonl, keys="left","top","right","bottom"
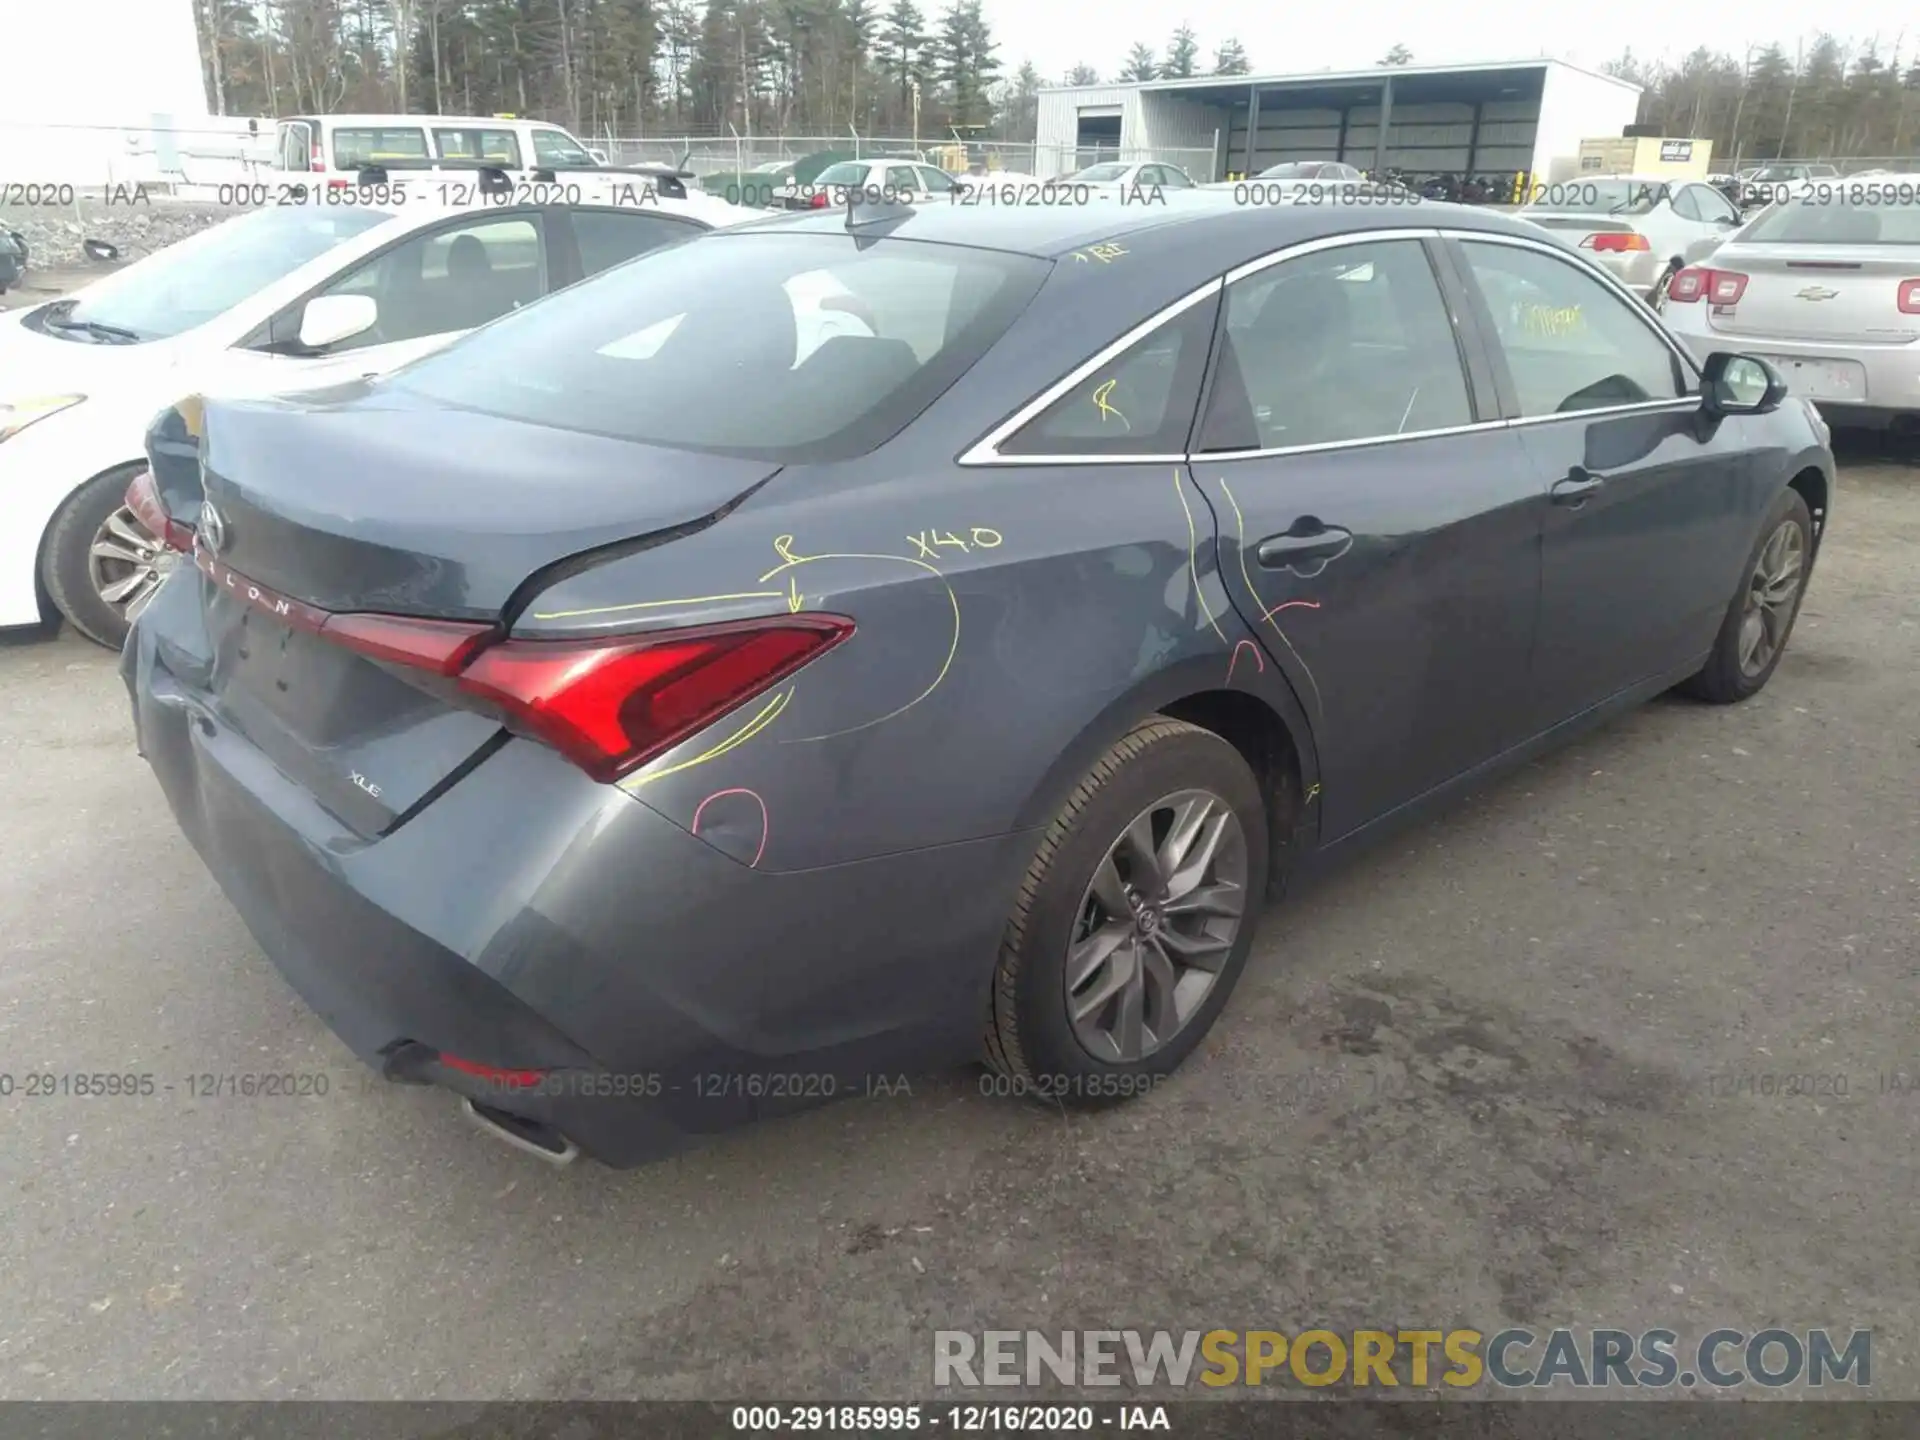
{"left": 988, "top": 1, "right": 1918, "bottom": 85}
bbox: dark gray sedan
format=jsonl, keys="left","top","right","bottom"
{"left": 123, "top": 198, "right": 1835, "bottom": 1166}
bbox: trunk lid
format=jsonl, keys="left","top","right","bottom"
{"left": 169, "top": 387, "right": 779, "bottom": 838}
{"left": 1700, "top": 243, "right": 1920, "bottom": 345}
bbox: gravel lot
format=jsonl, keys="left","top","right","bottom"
{"left": 0, "top": 447, "right": 1914, "bottom": 1401}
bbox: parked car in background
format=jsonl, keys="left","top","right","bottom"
{"left": 123, "top": 200, "right": 1829, "bottom": 1167}
{"left": 1518, "top": 175, "right": 1745, "bottom": 299}
{"left": 1658, "top": 181, "right": 1920, "bottom": 430}
{"left": 699, "top": 152, "right": 855, "bottom": 209}
{"left": 775, "top": 157, "right": 963, "bottom": 209}
{"left": 1207, "top": 160, "right": 1368, "bottom": 189}
{"left": 270, "top": 113, "right": 613, "bottom": 186}
{"left": 1738, "top": 162, "right": 1840, "bottom": 209}
{"left": 1065, "top": 160, "right": 1198, "bottom": 191}
{"left": 0, "top": 182, "right": 761, "bottom": 648}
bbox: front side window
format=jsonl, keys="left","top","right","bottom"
{"left": 1458, "top": 241, "right": 1687, "bottom": 417}
{"left": 332, "top": 127, "right": 431, "bottom": 169}
{"left": 58, "top": 206, "right": 390, "bottom": 342}
{"left": 1072, "top": 162, "right": 1131, "bottom": 183}
{"left": 999, "top": 296, "right": 1219, "bottom": 457}
{"left": 1199, "top": 239, "right": 1473, "bottom": 452}
{"left": 434, "top": 127, "right": 523, "bottom": 167}
{"left": 531, "top": 129, "right": 596, "bottom": 168}
{"left": 311, "top": 214, "right": 546, "bottom": 351}
{"left": 915, "top": 165, "right": 958, "bottom": 192}
{"left": 1160, "top": 166, "right": 1195, "bottom": 187}
{"left": 388, "top": 233, "right": 1049, "bottom": 462}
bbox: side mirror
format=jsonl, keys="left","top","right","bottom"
{"left": 1700, "top": 352, "right": 1786, "bottom": 417}
{"left": 1715, "top": 212, "right": 1740, "bottom": 227}
{"left": 298, "top": 294, "right": 378, "bottom": 350}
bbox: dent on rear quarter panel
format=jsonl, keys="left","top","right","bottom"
{"left": 513, "top": 458, "right": 1288, "bottom": 876}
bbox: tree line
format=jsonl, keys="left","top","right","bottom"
{"left": 192, "top": 8, "right": 1920, "bottom": 161}
{"left": 1607, "top": 36, "right": 1920, "bottom": 162}
{"left": 193, "top": 0, "right": 1253, "bottom": 142}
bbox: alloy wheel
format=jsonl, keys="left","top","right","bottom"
{"left": 87, "top": 504, "right": 178, "bottom": 625}
{"left": 1738, "top": 519, "right": 1805, "bottom": 678}
{"left": 1065, "top": 789, "right": 1249, "bottom": 1063}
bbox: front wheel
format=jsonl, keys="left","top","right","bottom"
{"left": 40, "top": 464, "right": 177, "bottom": 650}
{"left": 983, "top": 717, "right": 1269, "bottom": 1105}
{"left": 1678, "top": 488, "right": 1813, "bottom": 704}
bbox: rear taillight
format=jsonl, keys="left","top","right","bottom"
{"left": 124, "top": 469, "right": 194, "bottom": 553}
{"left": 320, "top": 611, "right": 853, "bottom": 782}
{"left": 1667, "top": 266, "right": 1747, "bottom": 305}
{"left": 1898, "top": 279, "right": 1920, "bottom": 314}
{"left": 310, "top": 143, "right": 324, "bottom": 168}
{"left": 322, "top": 612, "right": 494, "bottom": 675}
{"left": 808, "top": 190, "right": 829, "bottom": 209}
{"left": 1582, "top": 232, "right": 1652, "bottom": 253}
{"left": 455, "top": 617, "right": 852, "bottom": 782}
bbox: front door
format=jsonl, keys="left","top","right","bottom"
{"left": 1446, "top": 234, "right": 1760, "bottom": 728}
{"left": 1190, "top": 234, "right": 1546, "bottom": 839}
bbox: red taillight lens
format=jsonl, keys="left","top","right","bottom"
{"left": 1582, "top": 232, "right": 1652, "bottom": 253}
{"left": 808, "top": 190, "right": 829, "bottom": 209}
{"left": 124, "top": 469, "right": 194, "bottom": 553}
{"left": 1667, "top": 266, "right": 1747, "bottom": 305}
{"left": 320, "top": 611, "right": 494, "bottom": 675}
{"left": 452, "top": 616, "right": 853, "bottom": 782}
{"left": 1898, "top": 279, "right": 1920, "bottom": 314}
{"left": 439, "top": 1053, "right": 545, "bottom": 1089}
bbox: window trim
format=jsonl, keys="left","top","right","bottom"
{"left": 958, "top": 225, "right": 1708, "bottom": 468}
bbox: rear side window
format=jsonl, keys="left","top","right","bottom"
{"left": 1199, "top": 239, "right": 1472, "bottom": 452}
{"left": 999, "top": 296, "right": 1219, "bottom": 457}
{"left": 434, "top": 127, "right": 522, "bottom": 167}
{"left": 333, "top": 127, "right": 430, "bottom": 168}
{"left": 388, "top": 233, "right": 1049, "bottom": 462}
{"left": 570, "top": 209, "right": 704, "bottom": 278}
{"left": 531, "top": 129, "right": 595, "bottom": 168}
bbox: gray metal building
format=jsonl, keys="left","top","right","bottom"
{"left": 1034, "top": 59, "right": 1643, "bottom": 185}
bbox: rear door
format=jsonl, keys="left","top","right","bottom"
{"left": 1446, "top": 233, "right": 1756, "bottom": 727}
{"left": 1188, "top": 234, "right": 1545, "bottom": 838}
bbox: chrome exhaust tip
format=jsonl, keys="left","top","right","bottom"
{"left": 461, "top": 1097, "right": 579, "bottom": 1166}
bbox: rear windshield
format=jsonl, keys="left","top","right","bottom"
{"left": 810, "top": 162, "right": 869, "bottom": 186}
{"left": 333, "top": 126, "right": 431, "bottom": 168}
{"left": 61, "top": 206, "right": 390, "bottom": 341}
{"left": 388, "top": 232, "right": 1050, "bottom": 462}
{"left": 1739, "top": 189, "right": 1920, "bottom": 244}
{"left": 1524, "top": 179, "right": 1667, "bottom": 216}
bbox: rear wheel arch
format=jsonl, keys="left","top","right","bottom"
{"left": 1010, "top": 656, "right": 1318, "bottom": 896}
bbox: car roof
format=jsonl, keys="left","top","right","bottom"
{"left": 298, "top": 114, "right": 576, "bottom": 128}
{"left": 725, "top": 192, "right": 1549, "bottom": 264}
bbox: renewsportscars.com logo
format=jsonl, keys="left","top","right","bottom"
{"left": 933, "top": 1328, "right": 1872, "bottom": 1390}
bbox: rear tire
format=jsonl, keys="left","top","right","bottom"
{"left": 1678, "top": 487, "right": 1813, "bottom": 704}
{"left": 40, "top": 464, "right": 163, "bottom": 651}
{"left": 983, "top": 717, "right": 1269, "bottom": 1107}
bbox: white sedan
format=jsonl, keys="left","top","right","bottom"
{"left": 1516, "top": 174, "right": 1745, "bottom": 299}
{"left": 1064, "top": 160, "right": 1199, "bottom": 192}
{"left": 0, "top": 179, "right": 762, "bottom": 647}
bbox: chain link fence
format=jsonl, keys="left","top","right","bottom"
{"left": 599, "top": 135, "right": 1217, "bottom": 183}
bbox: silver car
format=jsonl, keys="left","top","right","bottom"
{"left": 1657, "top": 182, "right": 1920, "bottom": 428}
{"left": 1518, "top": 175, "right": 1744, "bottom": 298}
